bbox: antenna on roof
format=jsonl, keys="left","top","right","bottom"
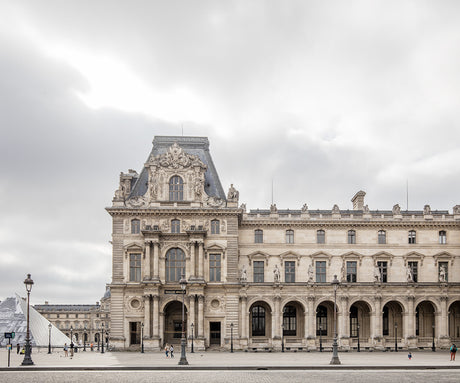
{"left": 271, "top": 178, "right": 274, "bottom": 205}
{"left": 181, "top": 124, "right": 184, "bottom": 136}
{"left": 406, "top": 179, "right": 409, "bottom": 211}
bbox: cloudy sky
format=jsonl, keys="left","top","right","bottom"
{"left": 1, "top": 0, "right": 459, "bottom": 304}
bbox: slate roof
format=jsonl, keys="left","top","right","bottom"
{"left": 129, "top": 136, "right": 226, "bottom": 201}
{"left": 34, "top": 304, "right": 99, "bottom": 312}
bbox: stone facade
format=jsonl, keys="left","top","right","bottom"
{"left": 107, "top": 136, "right": 460, "bottom": 351}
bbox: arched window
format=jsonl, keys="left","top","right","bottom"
{"left": 317, "top": 230, "right": 325, "bottom": 244}
{"left": 166, "top": 248, "right": 185, "bottom": 282}
{"left": 316, "top": 305, "right": 327, "bottom": 336}
{"left": 254, "top": 229, "right": 263, "bottom": 243}
{"left": 251, "top": 305, "right": 266, "bottom": 336}
{"left": 283, "top": 305, "right": 296, "bottom": 336}
{"left": 211, "top": 219, "right": 220, "bottom": 234}
{"left": 408, "top": 230, "right": 416, "bottom": 244}
{"left": 439, "top": 230, "right": 447, "bottom": 244}
{"left": 171, "top": 219, "right": 180, "bottom": 233}
{"left": 131, "top": 219, "right": 140, "bottom": 234}
{"left": 286, "top": 230, "right": 294, "bottom": 244}
{"left": 378, "top": 230, "right": 386, "bottom": 244}
{"left": 169, "top": 176, "right": 184, "bottom": 201}
{"left": 348, "top": 230, "right": 356, "bottom": 244}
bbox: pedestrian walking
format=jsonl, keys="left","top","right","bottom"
{"left": 165, "top": 344, "right": 169, "bottom": 358}
{"left": 64, "top": 343, "right": 69, "bottom": 357}
{"left": 17, "top": 343, "right": 20, "bottom": 354}
{"left": 90, "top": 342, "right": 94, "bottom": 351}
{"left": 450, "top": 343, "right": 457, "bottom": 361}
{"left": 408, "top": 352, "right": 412, "bottom": 360}
{"left": 169, "top": 344, "right": 174, "bottom": 358}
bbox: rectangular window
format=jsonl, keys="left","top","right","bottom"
{"left": 439, "top": 262, "right": 448, "bottom": 282}
{"left": 253, "top": 261, "right": 264, "bottom": 282}
{"left": 285, "top": 261, "right": 295, "bottom": 283}
{"left": 408, "top": 230, "right": 416, "bottom": 244}
{"left": 317, "top": 230, "right": 325, "bottom": 244}
{"left": 211, "top": 220, "right": 220, "bottom": 234}
{"left": 439, "top": 231, "right": 447, "bottom": 244}
{"left": 171, "top": 220, "right": 180, "bottom": 233}
{"left": 350, "top": 317, "right": 358, "bottom": 337}
{"left": 316, "top": 261, "right": 326, "bottom": 283}
{"left": 378, "top": 230, "right": 386, "bottom": 244}
{"left": 408, "top": 261, "right": 418, "bottom": 282}
{"left": 377, "top": 261, "right": 388, "bottom": 283}
{"left": 131, "top": 219, "right": 140, "bottom": 234}
{"left": 286, "top": 230, "right": 294, "bottom": 244}
{"left": 255, "top": 230, "right": 263, "bottom": 243}
{"left": 129, "top": 253, "right": 142, "bottom": 281}
{"left": 348, "top": 230, "right": 356, "bottom": 244}
{"left": 209, "top": 254, "right": 221, "bottom": 282}
{"left": 346, "top": 261, "right": 357, "bottom": 283}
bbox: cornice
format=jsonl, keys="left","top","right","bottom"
{"left": 106, "top": 206, "right": 242, "bottom": 217}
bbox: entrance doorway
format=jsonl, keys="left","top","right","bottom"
{"left": 210, "top": 322, "right": 221, "bottom": 345}
{"left": 130, "top": 322, "right": 141, "bottom": 345}
{"left": 164, "top": 301, "right": 187, "bottom": 345}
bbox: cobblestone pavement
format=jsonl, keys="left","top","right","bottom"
{"left": 1, "top": 370, "right": 460, "bottom": 383}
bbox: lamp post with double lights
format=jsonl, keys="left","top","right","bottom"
{"left": 48, "top": 323, "right": 52, "bottom": 354}
{"left": 230, "top": 323, "right": 234, "bottom": 353}
{"left": 319, "top": 324, "right": 323, "bottom": 352}
{"left": 394, "top": 322, "right": 398, "bottom": 352}
{"left": 83, "top": 325, "right": 87, "bottom": 351}
{"left": 70, "top": 326, "right": 74, "bottom": 357}
{"left": 330, "top": 274, "right": 341, "bottom": 365}
{"left": 357, "top": 323, "right": 360, "bottom": 352}
{"left": 432, "top": 322, "right": 436, "bottom": 352}
{"left": 101, "top": 322, "right": 105, "bottom": 354}
{"left": 178, "top": 274, "right": 189, "bottom": 365}
{"left": 191, "top": 323, "right": 194, "bottom": 353}
{"left": 141, "top": 323, "right": 144, "bottom": 353}
{"left": 21, "top": 274, "right": 34, "bottom": 366}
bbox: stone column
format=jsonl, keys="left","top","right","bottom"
{"left": 152, "top": 295, "right": 159, "bottom": 338}
{"left": 189, "top": 241, "right": 196, "bottom": 279}
{"left": 307, "top": 296, "right": 315, "bottom": 339}
{"left": 373, "top": 295, "right": 382, "bottom": 339}
{"left": 159, "top": 312, "right": 164, "bottom": 346}
{"left": 407, "top": 296, "right": 415, "bottom": 337}
{"left": 240, "top": 296, "right": 248, "bottom": 339}
{"left": 440, "top": 296, "right": 448, "bottom": 338}
{"left": 153, "top": 241, "right": 159, "bottom": 280}
{"left": 198, "top": 294, "right": 204, "bottom": 338}
{"left": 198, "top": 241, "right": 204, "bottom": 279}
{"left": 144, "top": 241, "right": 151, "bottom": 280}
{"left": 340, "top": 296, "right": 349, "bottom": 339}
{"left": 189, "top": 294, "right": 196, "bottom": 330}
{"left": 274, "top": 296, "right": 281, "bottom": 340}
{"left": 144, "top": 294, "right": 151, "bottom": 338}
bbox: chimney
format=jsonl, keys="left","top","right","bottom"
{"left": 351, "top": 190, "right": 366, "bottom": 210}
{"left": 45, "top": 301, "right": 49, "bottom": 305}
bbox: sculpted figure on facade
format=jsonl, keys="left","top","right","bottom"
{"left": 392, "top": 204, "right": 401, "bottom": 215}
{"left": 406, "top": 265, "right": 413, "bottom": 282}
{"left": 363, "top": 204, "right": 370, "bottom": 213}
{"left": 273, "top": 264, "right": 281, "bottom": 282}
{"left": 227, "top": 184, "right": 239, "bottom": 202}
{"left": 439, "top": 265, "right": 447, "bottom": 282}
{"left": 374, "top": 265, "right": 381, "bottom": 282}
{"left": 270, "top": 204, "right": 278, "bottom": 213}
{"left": 204, "top": 196, "right": 225, "bottom": 207}
{"left": 341, "top": 262, "right": 346, "bottom": 282}
{"left": 307, "top": 263, "right": 314, "bottom": 283}
{"left": 301, "top": 203, "right": 308, "bottom": 213}
{"left": 454, "top": 205, "right": 460, "bottom": 215}
{"left": 424, "top": 205, "right": 431, "bottom": 215}
{"left": 240, "top": 203, "right": 246, "bottom": 212}
{"left": 332, "top": 204, "right": 340, "bottom": 214}
{"left": 240, "top": 266, "right": 247, "bottom": 283}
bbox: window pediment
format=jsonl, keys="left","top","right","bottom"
{"left": 247, "top": 251, "right": 270, "bottom": 265}
{"left": 341, "top": 251, "right": 364, "bottom": 266}
{"left": 403, "top": 251, "right": 425, "bottom": 266}
{"left": 280, "top": 251, "right": 301, "bottom": 266}
{"left": 123, "top": 243, "right": 144, "bottom": 259}
{"left": 434, "top": 251, "right": 454, "bottom": 266}
{"left": 311, "top": 251, "right": 333, "bottom": 266}
{"left": 372, "top": 251, "right": 394, "bottom": 266}
{"left": 205, "top": 242, "right": 227, "bottom": 259}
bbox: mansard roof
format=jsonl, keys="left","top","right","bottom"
{"left": 129, "top": 136, "right": 226, "bottom": 201}
{"left": 34, "top": 304, "right": 99, "bottom": 312}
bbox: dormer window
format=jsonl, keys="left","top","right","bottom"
{"left": 171, "top": 219, "right": 180, "bottom": 233}
{"left": 131, "top": 219, "right": 140, "bottom": 234}
{"left": 169, "top": 176, "right": 184, "bottom": 201}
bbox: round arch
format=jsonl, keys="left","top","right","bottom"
{"left": 163, "top": 299, "right": 188, "bottom": 346}
{"left": 246, "top": 297, "right": 274, "bottom": 314}
{"left": 448, "top": 300, "right": 460, "bottom": 342}
{"left": 415, "top": 300, "right": 437, "bottom": 339}
{"left": 347, "top": 298, "right": 374, "bottom": 313}
{"left": 281, "top": 300, "right": 306, "bottom": 338}
{"left": 381, "top": 298, "right": 407, "bottom": 314}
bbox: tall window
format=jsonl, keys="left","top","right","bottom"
{"left": 286, "top": 230, "right": 294, "bottom": 244}
{"left": 169, "top": 176, "right": 184, "bottom": 201}
{"left": 346, "top": 261, "right": 357, "bottom": 283}
{"left": 348, "top": 230, "right": 356, "bottom": 244}
{"left": 166, "top": 248, "right": 185, "bottom": 282}
{"left": 209, "top": 254, "right": 221, "bottom": 282}
{"left": 408, "top": 261, "right": 418, "bottom": 282}
{"left": 378, "top": 230, "right": 386, "bottom": 244}
{"left": 131, "top": 219, "right": 140, "bottom": 234}
{"left": 129, "top": 253, "right": 142, "bottom": 281}
{"left": 211, "top": 220, "right": 220, "bottom": 234}
{"left": 316, "top": 261, "right": 326, "bottom": 283}
{"left": 171, "top": 219, "right": 180, "bottom": 233}
{"left": 255, "top": 229, "right": 263, "bottom": 243}
{"left": 285, "top": 261, "right": 295, "bottom": 283}
{"left": 317, "top": 230, "right": 325, "bottom": 244}
{"left": 283, "top": 305, "right": 296, "bottom": 336}
{"left": 316, "top": 305, "right": 327, "bottom": 336}
{"left": 382, "top": 306, "right": 389, "bottom": 335}
{"left": 377, "top": 261, "right": 388, "bottom": 283}
{"left": 251, "top": 305, "right": 265, "bottom": 336}
{"left": 253, "top": 261, "right": 264, "bottom": 282}
{"left": 350, "top": 306, "right": 358, "bottom": 337}
{"left": 439, "top": 230, "right": 447, "bottom": 244}
{"left": 408, "top": 230, "right": 416, "bottom": 244}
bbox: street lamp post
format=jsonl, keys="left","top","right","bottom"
{"left": 357, "top": 323, "right": 360, "bottom": 352}
{"left": 48, "top": 323, "right": 52, "bottom": 354}
{"left": 141, "top": 323, "right": 144, "bottom": 353}
{"left": 394, "top": 322, "right": 398, "bottom": 352}
{"left": 191, "top": 323, "right": 194, "bottom": 353}
{"left": 432, "top": 323, "right": 436, "bottom": 352}
{"left": 101, "top": 323, "right": 105, "bottom": 354}
{"left": 281, "top": 324, "right": 285, "bottom": 352}
{"left": 330, "top": 274, "right": 341, "bottom": 365}
{"left": 83, "top": 325, "right": 87, "bottom": 351}
{"left": 230, "top": 323, "right": 234, "bottom": 353}
{"left": 178, "top": 274, "right": 189, "bottom": 365}
{"left": 70, "top": 326, "right": 74, "bottom": 358}
{"left": 319, "top": 324, "right": 323, "bottom": 352}
{"left": 21, "top": 274, "right": 34, "bottom": 366}
{"left": 106, "top": 329, "right": 110, "bottom": 351}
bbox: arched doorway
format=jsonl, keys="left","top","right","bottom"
{"left": 164, "top": 300, "right": 187, "bottom": 346}
{"left": 349, "top": 301, "right": 371, "bottom": 349}
{"left": 282, "top": 301, "right": 305, "bottom": 348}
{"left": 316, "top": 301, "right": 335, "bottom": 346}
{"left": 382, "top": 301, "right": 403, "bottom": 348}
{"left": 448, "top": 301, "right": 460, "bottom": 342}
{"left": 249, "top": 301, "right": 272, "bottom": 344}
{"left": 416, "top": 300, "right": 436, "bottom": 347}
